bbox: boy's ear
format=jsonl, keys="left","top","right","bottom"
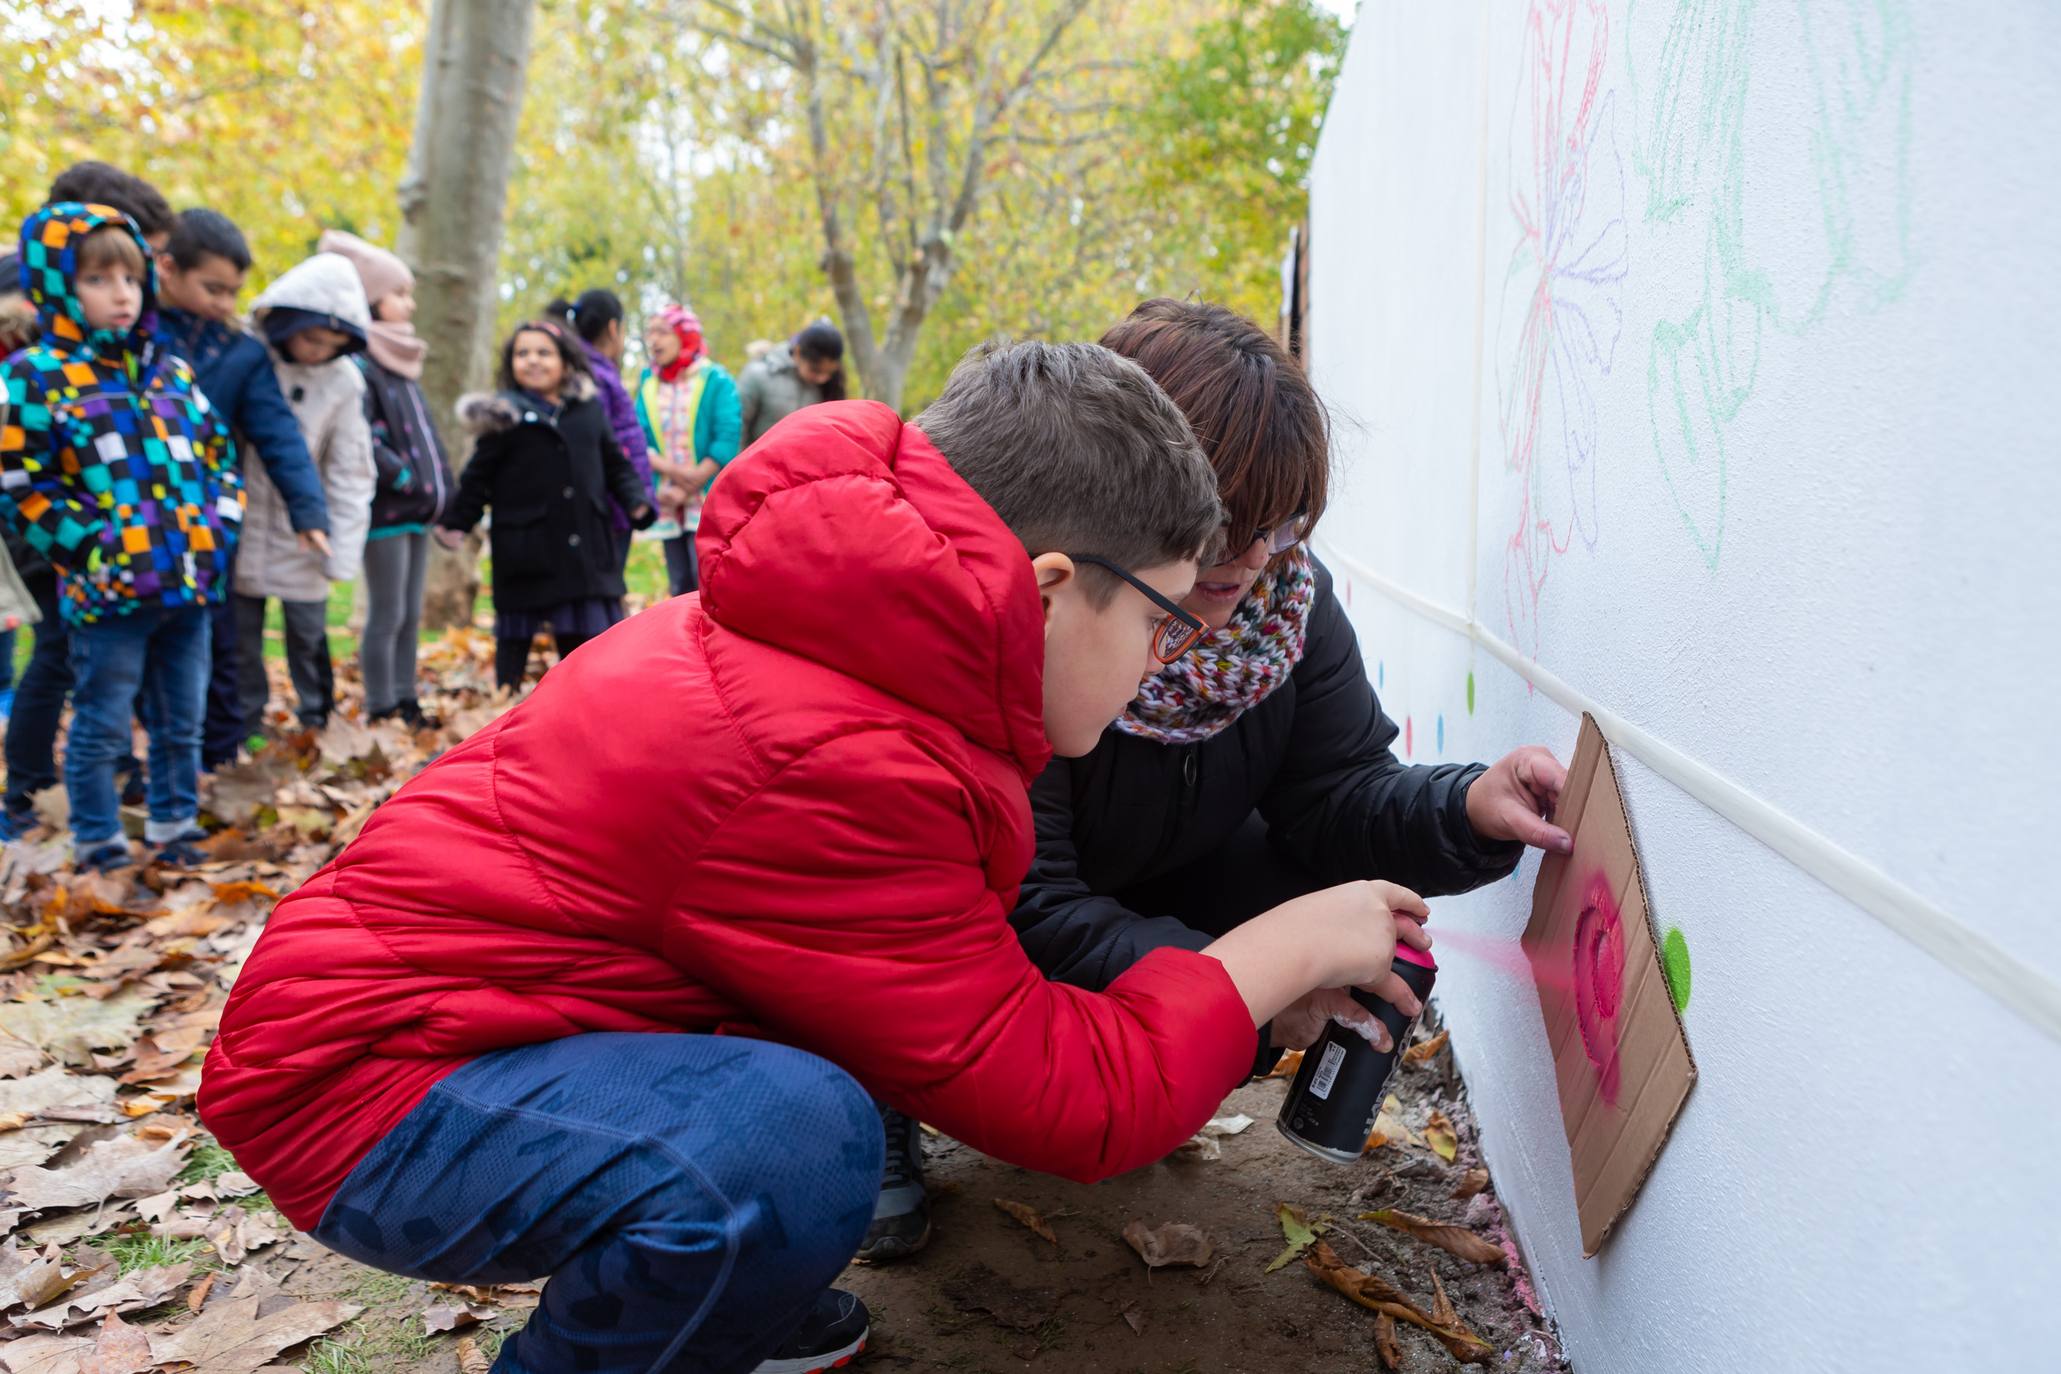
{"left": 1029, "top": 552, "right": 1076, "bottom": 632}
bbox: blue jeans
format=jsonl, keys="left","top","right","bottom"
{"left": 65, "top": 605, "right": 210, "bottom": 848}
{"left": 313, "top": 1033, "right": 883, "bottom": 1374}
{"left": 4, "top": 571, "right": 70, "bottom": 818}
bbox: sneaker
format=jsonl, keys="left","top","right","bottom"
{"left": 753, "top": 1288, "right": 868, "bottom": 1374}
{"left": 396, "top": 698, "right": 439, "bottom": 730}
{"left": 79, "top": 840, "right": 132, "bottom": 873}
{"left": 154, "top": 827, "right": 210, "bottom": 868}
{"left": 854, "top": 1102, "right": 930, "bottom": 1262}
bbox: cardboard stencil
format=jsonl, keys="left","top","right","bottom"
{"left": 1523, "top": 714, "right": 1695, "bottom": 1256}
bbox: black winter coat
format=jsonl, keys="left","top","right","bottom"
{"left": 1013, "top": 561, "right": 1524, "bottom": 994}
{"left": 355, "top": 355, "right": 454, "bottom": 534}
{"left": 444, "top": 381, "right": 653, "bottom": 612}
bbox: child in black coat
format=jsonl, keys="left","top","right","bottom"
{"left": 438, "top": 321, "right": 654, "bottom": 690}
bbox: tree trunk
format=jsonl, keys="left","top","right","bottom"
{"left": 398, "top": 0, "right": 537, "bottom": 630}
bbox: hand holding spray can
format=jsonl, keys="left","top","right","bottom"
{"left": 1275, "top": 946, "right": 1439, "bottom": 1164}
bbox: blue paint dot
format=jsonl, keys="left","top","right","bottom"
{"left": 1378, "top": 661, "right": 1385, "bottom": 689}
{"left": 1437, "top": 714, "right": 1445, "bottom": 754}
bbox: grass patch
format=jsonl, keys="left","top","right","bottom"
{"left": 348, "top": 1268, "right": 416, "bottom": 1305}
{"left": 299, "top": 1310, "right": 441, "bottom": 1374}
{"left": 104, "top": 1232, "right": 209, "bottom": 1274}
{"left": 175, "top": 1141, "right": 241, "bottom": 1186}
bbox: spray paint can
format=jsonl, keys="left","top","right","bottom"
{"left": 1275, "top": 946, "right": 1439, "bottom": 1164}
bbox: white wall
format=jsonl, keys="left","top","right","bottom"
{"left": 1305, "top": 4, "right": 2061, "bottom": 1369}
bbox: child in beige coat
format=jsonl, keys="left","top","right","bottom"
{"left": 235, "top": 253, "right": 375, "bottom": 734}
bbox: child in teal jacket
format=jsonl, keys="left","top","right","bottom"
{"left": 634, "top": 304, "right": 739, "bottom": 597}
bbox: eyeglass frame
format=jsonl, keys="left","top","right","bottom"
{"left": 1235, "top": 508, "right": 1312, "bottom": 558}
{"left": 1066, "top": 554, "right": 1209, "bottom": 664}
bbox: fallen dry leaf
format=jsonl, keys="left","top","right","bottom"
{"left": 185, "top": 1271, "right": 216, "bottom": 1313}
{"left": 0, "top": 1331, "right": 91, "bottom": 1373}
{"left": 1452, "top": 1168, "right": 1490, "bottom": 1200}
{"left": 423, "top": 1301, "right": 494, "bottom": 1334}
{"left": 1, "top": 1130, "right": 189, "bottom": 1213}
{"left": 1264, "top": 1202, "right": 1328, "bottom": 1274}
{"left": 1374, "top": 1310, "right": 1406, "bottom": 1371}
{"left": 0, "top": 1070, "right": 114, "bottom": 1129}
{"left": 1424, "top": 1109, "right": 1459, "bottom": 1163}
{"left": 80, "top": 1309, "right": 152, "bottom": 1374}
{"left": 1120, "top": 1304, "right": 1145, "bottom": 1336}
{"left": 1428, "top": 1266, "right": 1457, "bottom": 1327}
{"left": 204, "top": 1204, "right": 286, "bottom": 1265}
{"left": 1266, "top": 1049, "right": 1304, "bottom": 1078}
{"left": 456, "top": 1335, "right": 492, "bottom": 1374}
{"left": 1121, "top": 1219, "right": 1212, "bottom": 1270}
{"left": 1364, "top": 1095, "right": 1421, "bottom": 1152}
{"left": 0, "top": 995, "right": 154, "bottom": 1071}
{"left": 1359, "top": 1209, "right": 1506, "bottom": 1266}
{"left": 993, "top": 1198, "right": 1058, "bottom": 1245}
{"left": 146, "top": 1288, "right": 362, "bottom": 1374}
{"left": 11, "top": 1263, "right": 190, "bottom": 1331}
{"left": 1403, "top": 1029, "right": 1450, "bottom": 1064}
{"left": 1303, "top": 1241, "right": 1492, "bottom": 1364}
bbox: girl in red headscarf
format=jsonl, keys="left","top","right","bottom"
{"left": 635, "top": 304, "right": 740, "bottom": 597}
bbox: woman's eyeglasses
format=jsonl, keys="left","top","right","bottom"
{"left": 1069, "top": 555, "right": 1209, "bottom": 664}
{"left": 1238, "top": 509, "right": 1311, "bottom": 558}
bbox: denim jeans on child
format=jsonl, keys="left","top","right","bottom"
{"left": 65, "top": 605, "right": 210, "bottom": 849}
{"left": 312, "top": 1032, "right": 883, "bottom": 1374}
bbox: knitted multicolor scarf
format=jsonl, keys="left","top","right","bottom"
{"left": 1115, "top": 548, "right": 1318, "bottom": 745}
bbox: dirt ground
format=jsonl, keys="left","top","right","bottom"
{"left": 838, "top": 1022, "right": 1566, "bottom": 1374}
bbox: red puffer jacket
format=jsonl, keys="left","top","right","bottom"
{"left": 199, "top": 400, "right": 1258, "bottom": 1231}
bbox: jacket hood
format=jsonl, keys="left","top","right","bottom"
{"left": 251, "top": 253, "right": 373, "bottom": 342}
{"left": 455, "top": 373, "right": 599, "bottom": 434}
{"left": 15, "top": 202, "right": 158, "bottom": 362}
{"left": 696, "top": 400, "right": 1052, "bottom": 780}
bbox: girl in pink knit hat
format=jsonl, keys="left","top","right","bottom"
{"left": 317, "top": 229, "right": 454, "bottom": 727}
{"left": 633, "top": 304, "right": 740, "bottom": 597}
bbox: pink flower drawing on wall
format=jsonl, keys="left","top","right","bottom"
{"left": 1496, "top": 0, "right": 1628, "bottom": 661}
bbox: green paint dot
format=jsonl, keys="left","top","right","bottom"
{"left": 1661, "top": 927, "right": 1692, "bottom": 1011}
{"left": 1466, "top": 671, "right": 1476, "bottom": 715}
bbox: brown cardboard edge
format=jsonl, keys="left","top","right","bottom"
{"left": 1578, "top": 711, "right": 1698, "bottom": 1257}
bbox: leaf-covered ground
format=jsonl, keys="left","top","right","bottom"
{"left": 0, "top": 604, "right": 1566, "bottom": 1373}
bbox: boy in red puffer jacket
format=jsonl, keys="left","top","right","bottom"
{"left": 200, "top": 342, "right": 1433, "bottom": 1374}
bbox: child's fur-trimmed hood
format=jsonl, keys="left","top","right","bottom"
{"left": 455, "top": 372, "right": 598, "bottom": 435}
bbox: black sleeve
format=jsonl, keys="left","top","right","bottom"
{"left": 440, "top": 431, "right": 501, "bottom": 533}
{"left": 1013, "top": 761, "right": 1276, "bottom": 1077}
{"left": 600, "top": 429, "right": 654, "bottom": 527}
{"left": 1256, "top": 566, "right": 1523, "bottom": 897}
{"left": 1010, "top": 756, "right": 1218, "bottom": 992}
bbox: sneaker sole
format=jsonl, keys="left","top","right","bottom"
{"left": 753, "top": 1325, "right": 866, "bottom": 1374}
{"left": 851, "top": 1218, "right": 932, "bottom": 1264}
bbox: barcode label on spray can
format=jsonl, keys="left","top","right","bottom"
{"left": 1309, "top": 1041, "right": 1348, "bottom": 1100}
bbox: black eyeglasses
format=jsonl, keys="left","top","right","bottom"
{"left": 1234, "top": 509, "right": 1311, "bottom": 558}
{"left": 1070, "top": 555, "right": 1209, "bottom": 664}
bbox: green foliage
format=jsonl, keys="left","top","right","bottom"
{"left": 103, "top": 1231, "right": 210, "bottom": 1275}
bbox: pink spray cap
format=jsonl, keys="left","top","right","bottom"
{"left": 1394, "top": 943, "right": 1438, "bottom": 972}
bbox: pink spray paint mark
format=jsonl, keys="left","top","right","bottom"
{"left": 1571, "top": 872, "right": 1626, "bottom": 1104}
{"left": 1427, "top": 926, "right": 1574, "bottom": 996}
{"left": 1405, "top": 717, "right": 1414, "bottom": 757}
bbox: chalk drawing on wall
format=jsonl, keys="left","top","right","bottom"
{"left": 1627, "top": 0, "right": 1914, "bottom": 569}
{"left": 1495, "top": 0, "right": 1629, "bottom": 661}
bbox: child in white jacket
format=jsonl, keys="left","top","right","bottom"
{"left": 236, "top": 253, "right": 376, "bottom": 735}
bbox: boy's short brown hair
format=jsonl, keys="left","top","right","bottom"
{"left": 916, "top": 341, "right": 1224, "bottom": 599}
{"left": 76, "top": 224, "right": 146, "bottom": 278}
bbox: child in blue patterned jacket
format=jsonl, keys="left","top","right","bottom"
{"left": 0, "top": 203, "right": 243, "bottom": 871}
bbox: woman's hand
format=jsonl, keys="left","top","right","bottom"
{"left": 296, "top": 529, "right": 334, "bottom": 559}
{"left": 1271, "top": 987, "right": 1390, "bottom": 1052}
{"left": 432, "top": 527, "right": 466, "bottom": 551}
{"left": 1465, "top": 745, "right": 1571, "bottom": 853}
